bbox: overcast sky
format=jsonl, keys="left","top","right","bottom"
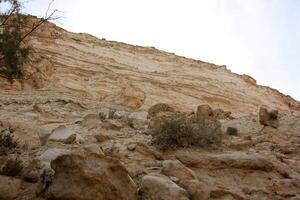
{"left": 24, "top": 0, "right": 300, "bottom": 100}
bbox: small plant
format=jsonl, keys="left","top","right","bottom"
{"left": 149, "top": 113, "right": 222, "bottom": 150}
{"left": 226, "top": 127, "right": 238, "bottom": 136}
{"left": 0, "top": 157, "right": 23, "bottom": 176}
{"left": 0, "top": 128, "right": 18, "bottom": 151}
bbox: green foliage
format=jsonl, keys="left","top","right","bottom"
{"left": 149, "top": 113, "right": 222, "bottom": 150}
{"left": 0, "top": 14, "right": 30, "bottom": 82}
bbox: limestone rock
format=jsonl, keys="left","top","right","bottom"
{"left": 45, "top": 153, "right": 138, "bottom": 200}
{"left": 94, "top": 132, "right": 112, "bottom": 143}
{"left": 176, "top": 151, "right": 281, "bottom": 172}
{"left": 161, "top": 160, "right": 209, "bottom": 200}
{"left": 162, "top": 160, "right": 197, "bottom": 181}
{"left": 148, "top": 103, "right": 175, "bottom": 118}
{"left": 259, "top": 107, "right": 279, "bottom": 128}
{"left": 0, "top": 175, "right": 23, "bottom": 199}
{"left": 81, "top": 113, "right": 101, "bottom": 130}
{"left": 140, "top": 173, "right": 189, "bottom": 200}
{"left": 38, "top": 123, "right": 62, "bottom": 145}
{"left": 48, "top": 125, "right": 83, "bottom": 143}
{"left": 102, "top": 120, "right": 123, "bottom": 130}
{"left": 196, "top": 104, "right": 214, "bottom": 121}
{"left": 21, "top": 159, "right": 41, "bottom": 183}
{"left": 83, "top": 144, "right": 104, "bottom": 155}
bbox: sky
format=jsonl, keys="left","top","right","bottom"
{"left": 21, "top": 0, "right": 300, "bottom": 100}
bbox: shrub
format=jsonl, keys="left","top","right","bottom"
{"left": 149, "top": 113, "right": 222, "bottom": 150}
{"left": 0, "top": 128, "right": 18, "bottom": 151}
{"left": 0, "top": 157, "right": 23, "bottom": 176}
{"left": 0, "top": 12, "right": 30, "bottom": 82}
{"left": 226, "top": 127, "right": 238, "bottom": 136}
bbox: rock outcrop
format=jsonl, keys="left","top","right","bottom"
{"left": 0, "top": 16, "right": 299, "bottom": 200}
{"left": 44, "top": 153, "right": 138, "bottom": 200}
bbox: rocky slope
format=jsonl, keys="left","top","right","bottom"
{"left": 0, "top": 16, "right": 299, "bottom": 200}
{"left": 0, "top": 16, "right": 299, "bottom": 117}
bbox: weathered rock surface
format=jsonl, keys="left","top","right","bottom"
{"left": 44, "top": 153, "right": 138, "bottom": 200}
{"left": 140, "top": 173, "right": 189, "bottom": 200}
{"left": 0, "top": 175, "right": 27, "bottom": 200}
{"left": 259, "top": 106, "right": 279, "bottom": 128}
{"left": 0, "top": 16, "right": 299, "bottom": 200}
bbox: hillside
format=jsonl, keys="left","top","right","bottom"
{"left": 0, "top": 16, "right": 299, "bottom": 117}
{"left": 0, "top": 16, "right": 299, "bottom": 200}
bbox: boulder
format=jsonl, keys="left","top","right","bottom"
{"left": 94, "top": 132, "right": 112, "bottom": 143}
{"left": 48, "top": 125, "right": 83, "bottom": 144}
{"left": 128, "top": 111, "right": 148, "bottom": 129}
{"left": 21, "top": 159, "right": 41, "bottom": 183}
{"left": 140, "top": 173, "right": 189, "bottom": 200}
{"left": 162, "top": 160, "right": 209, "bottom": 200}
{"left": 83, "top": 144, "right": 104, "bottom": 155}
{"left": 259, "top": 107, "right": 279, "bottom": 128}
{"left": 39, "top": 148, "right": 70, "bottom": 165}
{"left": 180, "top": 179, "right": 210, "bottom": 200}
{"left": 44, "top": 153, "right": 138, "bottom": 200}
{"left": 175, "top": 151, "right": 285, "bottom": 173}
{"left": 38, "top": 123, "right": 62, "bottom": 145}
{"left": 148, "top": 103, "right": 175, "bottom": 118}
{"left": 81, "top": 114, "right": 101, "bottom": 130}
{"left": 113, "top": 110, "right": 129, "bottom": 119}
{"left": 212, "top": 108, "right": 232, "bottom": 120}
{"left": 0, "top": 175, "right": 23, "bottom": 199}
{"left": 196, "top": 104, "right": 214, "bottom": 120}
{"left": 162, "top": 160, "right": 197, "bottom": 181}
{"left": 102, "top": 120, "right": 123, "bottom": 130}
{"left": 98, "top": 108, "right": 110, "bottom": 120}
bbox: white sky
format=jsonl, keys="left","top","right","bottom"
{"left": 24, "top": 0, "right": 300, "bottom": 100}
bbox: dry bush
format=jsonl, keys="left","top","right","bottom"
{"left": 0, "top": 128, "right": 18, "bottom": 152}
{"left": 149, "top": 113, "right": 222, "bottom": 150}
{"left": 1, "top": 157, "right": 23, "bottom": 177}
{"left": 226, "top": 127, "right": 238, "bottom": 136}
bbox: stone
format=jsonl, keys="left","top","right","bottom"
{"left": 259, "top": 107, "right": 279, "bottom": 128}
{"left": 148, "top": 103, "right": 175, "bottom": 118}
{"left": 102, "top": 120, "right": 123, "bottom": 130}
{"left": 21, "top": 159, "right": 41, "bottom": 183}
{"left": 83, "top": 144, "right": 104, "bottom": 155}
{"left": 113, "top": 110, "right": 129, "bottom": 119}
{"left": 212, "top": 108, "right": 232, "bottom": 120}
{"left": 196, "top": 104, "right": 213, "bottom": 120}
{"left": 179, "top": 180, "right": 210, "bottom": 200}
{"left": 48, "top": 125, "right": 83, "bottom": 143}
{"left": 140, "top": 173, "right": 189, "bottom": 200}
{"left": 98, "top": 108, "right": 110, "bottom": 120}
{"left": 44, "top": 153, "right": 138, "bottom": 200}
{"left": 63, "top": 133, "right": 77, "bottom": 144}
{"left": 129, "top": 111, "right": 148, "bottom": 121}
{"left": 0, "top": 175, "right": 23, "bottom": 199}
{"left": 175, "top": 151, "right": 286, "bottom": 174}
{"left": 81, "top": 113, "right": 101, "bottom": 130}
{"left": 128, "top": 111, "right": 148, "bottom": 129}
{"left": 161, "top": 160, "right": 209, "bottom": 200}
{"left": 94, "top": 132, "right": 111, "bottom": 143}
{"left": 38, "top": 123, "right": 62, "bottom": 145}
{"left": 39, "top": 148, "right": 70, "bottom": 164}
{"left": 162, "top": 160, "right": 197, "bottom": 181}
{"left": 127, "top": 143, "right": 137, "bottom": 151}
{"left": 135, "top": 142, "right": 163, "bottom": 160}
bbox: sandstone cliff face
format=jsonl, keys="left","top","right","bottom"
{"left": 0, "top": 16, "right": 298, "bottom": 117}
{"left": 0, "top": 16, "right": 300, "bottom": 200}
